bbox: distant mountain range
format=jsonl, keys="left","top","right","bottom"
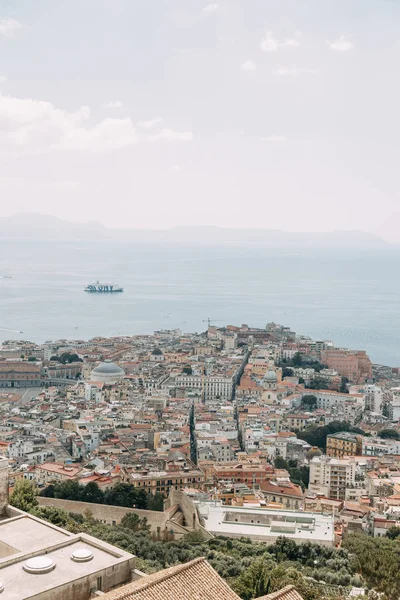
{"left": 0, "top": 213, "right": 389, "bottom": 248}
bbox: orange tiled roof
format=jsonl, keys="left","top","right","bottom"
{"left": 101, "top": 557, "right": 241, "bottom": 600}
{"left": 255, "top": 585, "right": 304, "bottom": 600}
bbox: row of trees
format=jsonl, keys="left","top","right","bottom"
{"left": 49, "top": 352, "right": 83, "bottom": 364}
{"left": 39, "top": 480, "right": 165, "bottom": 511}
{"left": 295, "top": 420, "right": 367, "bottom": 451}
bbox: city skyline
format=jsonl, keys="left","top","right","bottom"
{"left": 1, "top": 1, "right": 400, "bottom": 240}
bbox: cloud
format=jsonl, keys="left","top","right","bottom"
{"left": 240, "top": 60, "right": 256, "bottom": 72}
{"left": 260, "top": 31, "right": 301, "bottom": 52}
{"left": 273, "top": 66, "right": 317, "bottom": 76}
{"left": 328, "top": 35, "right": 354, "bottom": 52}
{"left": 0, "top": 94, "right": 192, "bottom": 152}
{"left": 171, "top": 164, "right": 181, "bottom": 171}
{"left": 146, "top": 129, "right": 192, "bottom": 142}
{"left": 103, "top": 101, "right": 123, "bottom": 109}
{"left": 262, "top": 135, "right": 287, "bottom": 142}
{"left": 0, "top": 77, "right": 6, "bottom": 83}
{"left": 203, "top": 3, "right": 218, "bottom": 13}
{"left": 0, "top": 18, "right": 21, "bottom": 38}
{"left": 136, "top": 117, "right": 164, "bottom": 129}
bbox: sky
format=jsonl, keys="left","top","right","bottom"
{"left": 0, "top": 0, "right": 400, "bottom": 240}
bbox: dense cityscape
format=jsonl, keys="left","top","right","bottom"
{"left": 0, "top": 322, "right": 399, "bottom": 598}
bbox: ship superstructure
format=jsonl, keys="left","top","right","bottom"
{"left": 84, "top": 281, "right": 123, "bottom": 293}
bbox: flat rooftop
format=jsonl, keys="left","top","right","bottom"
{"left": 0, "top": 515, "right": 71, "bottom": 556}
{"left": 197, "top": 502, "right": 335, "bottom": 544}
{"left": 0, "top": 509, "right": 134, "bottom": 600}
{"left": 0, "top": 535, "right": 132, "bottom": 600}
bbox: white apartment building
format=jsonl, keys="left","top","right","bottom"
{"left": 364, "top": 384, "right": 383, "bottom": 413}
{"left": 309, "top": 455, "right": 356, "bottom": 501}
{"left": 362, "top": 437, "right": 400, "bottom": 456}
{"left": 388, "top": 388, "right": 400, "bottom": 421}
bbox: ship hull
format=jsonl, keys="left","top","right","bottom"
{"left": 84, "top": 289, "right": 123, "bottom": 293}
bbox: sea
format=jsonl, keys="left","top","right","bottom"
{"left": 0, "top": 240, "right": 399, "bottom": 367}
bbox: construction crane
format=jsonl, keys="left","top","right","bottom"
{"left": 202, "top": 317, "right": 217, "bottom": 327}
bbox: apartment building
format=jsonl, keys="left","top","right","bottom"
{"left": 326, "top": 432, "right": 363, "bottom": 458}
{"left": 309, "top": 455, "right": 356, "bottom": 500}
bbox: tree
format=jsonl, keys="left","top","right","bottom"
{"left": 232, "top": 557, "right": 275, "bottom": 600}
{"left": 104, "top": 483, "right": 141, "bottom": 508}
{"left": 50, "top": 352, "right": 82, "bottom": 364}
{"left": 120, "top": 512, "right": 150, "bottom": 532}
{"left": 39, "top": 484, "right": 55, "bottom": 498}
{"left": 182, "top": 366, "right": 193, "bottom": 375}
{"left": 54, "top": 480, "right": 83, "bottom": 501}
{"left": 189, "top": 403, "right": 198, "bottom": 464}
{"left": 80, "top": 481, "right": 104, "bottom": 504}
{"left": 152, "top": 348, "right": 162, "bottom": 355}
{"left": 282, "top": 367, "right": 294, "bottom": 378}
{"left": 340, "top": 377, "right": 349, "bottom": 394}
{"left": 302, "top": 395, "right": 317, "bottom": 410}
{"left": 379, "top": 430, "right": 400, "bottom": 440}
{"left": 28, "top": 356, "right": 37, "bottom": 361}
{"left": 306, "top": 378, "right": 331, "bottom": 391}
{"left": 274, "top": 456, "right": 288, "bottom": 470}
{"left": 10, "top": 479, "right": 38, "bottom": 512}
{"left": 386, "top": 526, "right": 400, "bottom": 540}
{"left": 147, "top": 492, "right": 165, "bottom": 511}
{"left": 292, "top": 352, "right": 303, "bottom": 367}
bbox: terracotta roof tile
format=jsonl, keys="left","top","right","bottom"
{"left": 255, "top": 585, "right": 304, "bottom": 600}
{"left": 102, "top": 557, "right": 241, "bottom": 600}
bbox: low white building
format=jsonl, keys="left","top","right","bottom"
{"left": 196, "top": 501, "right": 335, "bottom": 546}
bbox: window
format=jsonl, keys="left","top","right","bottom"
{"left": 97, "top": 576, "right": 102, "bottom": 591}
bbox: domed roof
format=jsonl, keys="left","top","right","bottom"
{"left": 92, "top": 360, "right": 125, "bottom": 375}
{"left": 264, "top": 368, "right": 277, "bottom": 382}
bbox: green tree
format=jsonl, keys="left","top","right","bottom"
{"left": 54, "top": 480, "right": 83, "bottom": 501}
{"left": 340, "top": 377, "right": 349, "bottom": 393}
{"left": 39, "top": 484, "right": 55, "bottom": 498}
{"left": 10, "top": 479, "right": 38, "bottom": 512}
{"left": 146, "top": 492, "right": 165, "bottom": 511}
{"left": 386, "top": 526, "right": 400, "bottom": 540}
{"left": 80, "top": 481, "right": 104, "bottom": 504}
{"left": 292, "top": 352, "right": 303, "bottom": 367}
{"left": 302, "top": 395, "right": 317, "bottom": 410}
{"left": 121, "top": 513, "right": 144, "bottom": 532}
{"left": 104, "top": 483, "right": 141, "bottom": 508}
{"left": 379, "top": 430, "right": 400, "bottom": 440}
{"left": 232, "top": 557, "right": 275, "bottom": 600}
{"left": 306, "top": 377, "right": 330, "bottom": 390}
{"left": 282, "top": 367, "right": 294, "bottom": 378}
{"left": 182, "top": 366, "right": 193, "bottom": 375}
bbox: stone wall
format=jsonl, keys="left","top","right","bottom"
{"left": 37, "top": 497, "right": 167, "bottom": 529}
{"left": 0, "top": 457, "right": 8, "bottom": 515}
{"left": 37, "top": 491, "right": 214, "bottom": 540}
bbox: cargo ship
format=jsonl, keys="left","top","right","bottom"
{"left": 84, "top": 281, "right": 124, "bottom": 293}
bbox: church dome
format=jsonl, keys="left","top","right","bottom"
{"left": 264, "top": 368, "right": 277, "bottom": 382}
{"left": 90, "top": 360, "right": 125, "bottom": 383}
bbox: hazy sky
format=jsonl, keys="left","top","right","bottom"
{"left": 0, "top": 0, "right": 400, "bottom": 240}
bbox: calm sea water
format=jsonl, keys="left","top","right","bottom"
{"left": 0, "top": 240, "right": 399, "bottom": 366}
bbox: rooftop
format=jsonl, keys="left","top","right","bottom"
{"left": 0, "top": 512, "right": 134, "bottom": 600}
{"left": 101, "top": 557, "right": 241, "bottom": 600}
{"left": 197, "top": 502, "right": 335, "bottom": 544}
